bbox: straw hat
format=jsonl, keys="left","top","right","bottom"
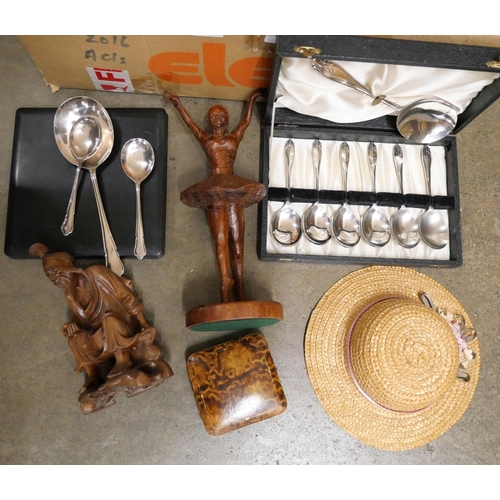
{"left": 305, "top": 266, "right": 480, "bottom": 451}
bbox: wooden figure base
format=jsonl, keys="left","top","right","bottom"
{"left": 185, "top": 300, "right": 283, "bottom": 332}
{"left": 78, "top": 360, "right": 173, "bottom": 415}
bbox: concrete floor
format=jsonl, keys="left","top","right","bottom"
{"left": 0, "top": 35, "right": 499, "bottom": 465}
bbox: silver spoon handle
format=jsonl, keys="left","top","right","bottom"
{"left": 284, "top": 139, "right": 295, "bottom": 192}
{"left": 312, "top": 59, "right": 402, "bottom": 110}
{"left": 393, "top": 144, "right": 405, "bottom": 197}
{"left": 367, "top": 142, "right": 377, "bottom": 193}
{"left": 340, "top": 142, "right": 350, "bottom": 202}
{"left": 422, "top": 145, "right": 432, "bottom": 198}
{"left": 61, "top": 163, "right": 82, "bottom": 236}
{"left": 134, "top": 183, "right": 146, "bottom": 259}
{"left": 312, "top": 139, "right": 322, "bottom": 194}
{"left": 89, "top": 170, "right": 124, "bottom": 276}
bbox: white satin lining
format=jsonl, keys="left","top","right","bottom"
{"left": 266, "top": 137, "right": 451, "bottom": 261}
{"left": 276, "top": 57, "right": 500, "bottom": 124}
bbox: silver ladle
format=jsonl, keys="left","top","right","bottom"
{"left": 390, "top": 144, "right": 420, "bottom": 248}
{"left": 419, "top": 145, "right": 448, "bottom": 249}
{"left": 270, "top": 139, "right": 302, "bottom": 245}
{"left": 302, "top": 139, "right": 331, "bottom": 244}
{"left": 312, "top": 59, "right": 459, "bottom": 144}
{"left": 69, "top": 120, "right": 124, "bottom": 276}
{"left": 361, "top": 142, "right": 391, "bottom": 247}
{"left": 121, "top": 138, "right": 155, "bottom": 259}
{"left": 332, "top": 142, "right": 361, "bottom": 247}
{"left": 61, "top": 116, "right": 102, "bottom": 236}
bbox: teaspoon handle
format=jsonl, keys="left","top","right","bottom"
{"left": 393, "top": 144, "right": 405, "bottom": 197}
{"left": 367, "top": 142, "right": 377, "bottom": 193}
{"left": 422, "top": 145, "right": 432, "bottom": 199}
{"left": 340, "top": 142, "right": 350, "bottom": 202}
{"left": 312, "top": 139, "right": 322, "bottom": 195}
{"left": 134, "top": 183, "right": 146, "bottom": 259}
{"left": 61, "top": 163, "right": 82, "bottom": 236}
{"left": 284, "top": 139, "right": 295, "bottom": 192}
{"left": 89, "top": 169, "right": 124, "bottom": 276}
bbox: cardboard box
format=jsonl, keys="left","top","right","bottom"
{"left": 258, "top": 35, "right": 500, "bottom": 268}
{"left": 17, "top": 35, "right": 276, "bottom": 100}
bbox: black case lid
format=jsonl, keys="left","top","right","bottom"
{"left": 266, "top": 35, "right": 500, "bottom": 135}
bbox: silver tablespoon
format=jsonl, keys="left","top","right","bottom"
{"left": 121, "top": 138, "right": 155, "bottom": 259}
{"left": 302, "top": 139, "right": 331, "bottom": 244}
{"left": 61, "top": 116, "right": 102, "bottom": 236}
{"left": 332, "top": 142, "right": 361, "bottom": 247}
{"left": 270, "top": 139, "right": 302, "bottom": 245}
{"left": 311, "top": 59, "right": 458, "bottom": 144}
{"left": 419, "top": 145, "right": 448, "bottom": 249}
{"left": 390, "top": 144, "right": 420, "bottom": 248}
{"left": 361, "top": 142, "right": 391, "bottom": 247}
{"left": 69, "top": 122, "right": 124, "bottom": 276}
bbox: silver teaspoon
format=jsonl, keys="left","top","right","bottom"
{"left": 361, "top": 142, "right": 391, "bottom": 247}
{"left": 332, "top": 141, "right": 361, "bottom": 247}
{"left": 121, "top": 138, "right": 155, "bottom": 259}
{"left": 419, "top": 145, "right": 448, "bottom": 249}
{"left": 302, "top": 139, "right": 331, "bottom": 244}
{"left": 270, "top": 139, "right": 302, "bottom": 245}
{"left": 390, "top": 144, "right": 420, "bottom": 248}
{"left": 61, "top": 116, "right": 101, "bottom": 236}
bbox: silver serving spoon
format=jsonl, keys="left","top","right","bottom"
{"left": 361, "top": 142, "right": 391, "bottom": 247}
{"left": 332, "top": 142, "right": 361, "bottom": 247}
{"left": 270, "top": 139, "right": 302, "bottom": 245}
{"left": 390, "top": 144, "right": 420, "bottom": 248}
{"left": 69, "top": 121, "right": 124, "bottom": 276}
{"left": 61, "top": 116, "right": 102, "bottom": 236}
{"left": 419, "top": 145, "right": 448, "bottom": 249}
{"left": 302, "top": 139, "right": 331, "bottom": 244}
{"left": 312, "top": 59, "right": 458, "bottom": 144}
{"left": 121, "top": 138, "right": 155, "bottom": 259}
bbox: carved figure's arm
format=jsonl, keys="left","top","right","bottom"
{"left": 133, "top": 310, "right": 150, "bottom": 330}
{"left": 164, "top": 90, "right": 207, "bottom": 144}
{"left": 62, "top": 321, "right": 82, "bottom": 338}
{"left": 231, "top": 88, "right": 266, "bottom": 144}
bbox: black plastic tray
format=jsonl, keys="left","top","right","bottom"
{"left": 5, "top": 107, "right": 168, "bottom": 259}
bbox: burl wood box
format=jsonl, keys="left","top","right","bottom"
{"left": 258, "top": 35, "right": 500, "bottom": 267}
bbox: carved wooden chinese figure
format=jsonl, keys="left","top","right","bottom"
{"left": 164, "top": 89, "right": 283, "bottom": 331}
{"left": 29, "top": 243, "right": 173, "bottom": 414}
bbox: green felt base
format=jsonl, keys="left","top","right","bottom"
{"left": 188, "top": 317, "right": 281, "bottom": 332}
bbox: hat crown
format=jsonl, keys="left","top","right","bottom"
{"left": 349, "top": 297, "right": 459, "bottom": 413}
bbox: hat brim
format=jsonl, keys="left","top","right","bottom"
{"left": 305, "top": 266, "right": 480, "bottom": 451}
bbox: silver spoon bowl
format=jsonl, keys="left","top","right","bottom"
{"left": 270, "top": 139, "right": 302, "bottom": 245}
{"left": 54, "top": 96, "right": 114, "bottom": 167}
{"left": 312, "top": 59, "right": 458, "bottom": 144}
{"left": 54, "top": 96, "right": 114, "bottom": 237}
{"left": 121, "top": 138, "right": 155, "bottom": 259}
{"left": 332, "top": 142, "right": 360, "bottom": 247}
{"left": 419, "top": 145, "right": 448, "bottom": 249}
{"left": 302, "top": 139, "right": 331, "bottom": 244}
{"left": 390, "top": 144, "right": 420, "bottom": 248}
{"left": 361, "top": 142, "right": 391, "bottom": 247}
{"left": 60, "top": 116, "right": 101, "bottom": 236}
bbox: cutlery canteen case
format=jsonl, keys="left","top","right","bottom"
{"left": 258, "top": 35, "right": 500, "bottom": 268}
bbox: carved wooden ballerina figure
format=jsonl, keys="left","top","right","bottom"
{"left": 165, "top": 89, "right": 266, "bottom": 303}
{"left": 164, "top": 89, "right": 283, "bottom": 331}
{"left": 29, "top": 243, "right": 173, "bottom": 414}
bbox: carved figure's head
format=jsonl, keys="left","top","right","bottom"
{"left": 29, "top": 243, "right": 78, "bottom": 290}
{"left": 208, "top": 105, "right": 229, "bottom": 130}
